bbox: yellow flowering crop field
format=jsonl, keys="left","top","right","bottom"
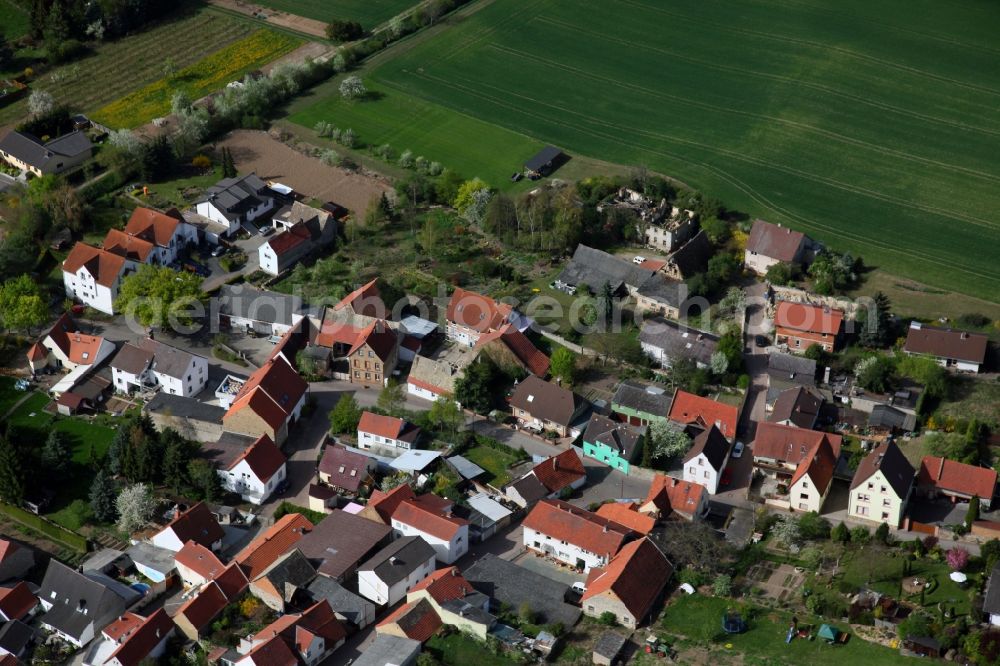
{"left": 92, "top": 29, "right": 301, "bottom": 129}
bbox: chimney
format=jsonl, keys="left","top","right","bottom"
{"left": 823, "top": 366, "right": 831, "bottom": 384}
{"left": 390, "top": 556, "right": 398, "bottom": 565}
{"left": 451, "top": 569, "right": 457, "bottom": 577}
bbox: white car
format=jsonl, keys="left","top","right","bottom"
{"left": 571, "top": 582, "right": 586, "bottom": 595}
{"left": 633, "top": 255, "right": 647, "bottom": 264}
{"left": 732, "top": 441, "right": 745, "bottom": 458}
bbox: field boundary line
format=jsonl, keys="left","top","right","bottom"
{"left": 618, "top": 0, "right": 1000, "bottom": 99}
{"left": 403, "top": 70, "right": 1000, "bottom": 283}
{"left": 488, "top": 42, "right": 1000, "bottom": 186}
{"left": 533, "top": 14, "right": 1000, "bottom": 139}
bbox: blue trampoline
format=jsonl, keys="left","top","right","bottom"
{"left": 722, "top": 611, "right": 747, "bottom": 634}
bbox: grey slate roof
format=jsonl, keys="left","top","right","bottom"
{"left": 850, "top": 440, "right": 915, "bottom": 498}
{"left": 639, "top": 318, "right": 719, "bottom": 366}
{"left": 557, "top": 245, "right": 655, "bottom": 293}
{"left": 869, "top": 405, "right": 917, "bottom": 432}
{"left": 611, "top": 380, "right": 671, "bottom": 419}
{"left": 354, "top": 634, "right": 421, "bottom": 666}
{"left": 124, "top": 542, "right": 176, "bottom": 576}
{"left": 38, "top": 560, "right": 137, "bottom": 643}
{"left": 636, "top": 275, "right": 685, "bottom": 308}
{"left": 358, "top": 536, "right": 434, "bottom": 587}
{"left": 144, "top": 392, "right": 225, "bottom": 423}
{"left": 44, "top": 131, "right": 93, "bottom": 157}
{"left": 0, "top": 129, "right": 92, "bottom": 169}
{"left": 448, "top": 455, "right": 487, "bottom": 480}
{"left": 201, "top": 173, "right": 272, "bottom": 221}
{"left": 769, "top": 386, "right": 822, "bottom": 428}
{"left": 683, "top": 424, "right": 730, "bottom": 471}
{"left": 113, "top": 338, "right": 198, "bottom": 380}
{"left": 256, "top": 549, "right": 316, "bottom": 600}
{"left": 464, "top": 554, "right": 581, "bottom": 627}
{"left": 593, "top": 631, "right": 628, "bottom": 659}
{"left": 767, "top": 353, "right": 817, "bottom": 385}
{"left": 582, "top": 414, "right": 642, "bottom": 460}
{"left": 525, "top": 145, "right": 565, "bottom": 172}
{"left": 304, "top": 576, "right": 375, "bottom": 628}
{"left": 297, "top": 509, "right": 392, "bottom": 580}
{"left": 666, "top": 229, "right": 711, "bottom": 277}
{"left": 0, "top": 619, "right": 32, "bottom": 656}
{"left": 217, "top": 283, "right": 304, "bottom": 327}
{"left": 984, "top": 564, "right": 1000, "bottom": 616}
{"left": 507, "top": 474, "right": 549, "bottom": 505}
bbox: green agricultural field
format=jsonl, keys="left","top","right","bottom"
{"left": 255, "top": 0, "right": 416, "bottom": 29}
{"left": 291, "top": 0, "right": 1000, "bottom": 301}
{"left": 0, "top": 9, "right": 265, "bottom": 126}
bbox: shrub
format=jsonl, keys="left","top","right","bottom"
{"left": 850, "top": 525, "right": 871, "bottom": 544}
{"left": 875, "top": 522, "right": 891, "bottom": 543}
{"left": 831, "top": 522, "right": 850, "bottom": 543}
{"left": 678, "top": 567, "right": 707, "bottom": 588}
{"left": 947, "top": 547, "right": 970, "bottom": 572}
{"left": 712, "top": 574, "right": 732, "bottom": 597}
{"left": 598, "top": 611, "right": 618, "bottom": 626}
{"left": 191, "top": 154, "right": 211, "bottom": 169}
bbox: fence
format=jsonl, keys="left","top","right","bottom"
{"left": 0, "top": 503, "right": 89, "bottom": 553}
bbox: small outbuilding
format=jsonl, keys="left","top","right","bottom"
{"left": 593, "top": 631, "right": 627, "bottom": 665}
{"left": 524, "top": 145, "right": 568, "bottom": 178}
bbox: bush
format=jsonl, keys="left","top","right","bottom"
{"left": 191, "top": 154, "right": 212, "bottom": 169}
{"left": 678, "top": 567, "right": 708, "bottom": 588}
{"left": 850, "top": 526, "right": 871, "bottom": 544}
{"left": 797, "top": 512, "right": 831, "bottom": 540}
{"left": 326, "top": 19, "right": 364, "bottom": 42}
{"left": 712, "top": 574, "right": 732, "bottom": 597}
{"left": 598, "top": 611, "right": 618, "bottom": 626}
{"left": 831, "top": 522, "right": 850, "bottom": 543}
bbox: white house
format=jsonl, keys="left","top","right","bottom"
{"left": 903, "top": 321, "right": 988, "bottom": 373}
{"left": 521, "top": 499, "right": 632, "bottom": 572}
{"left": 37, "top": 561, "right": 134, "bottom": 649}
{"left": 357, "top": 536, "right": 436, "bottom": 607}
{"left": 149, "top": 502, "right": 224, "bottom": 553}
{"left": 62, "top": 242, "right": 129, "bottom": 314}
{"left": 849, "top": 441, "right": 915, "bottom": 528}
{"left": 233, "top": 601, "right": 344, "bottom": 666}
{"left": 390, "top": 499, "right": 470, "bottom": 564}
{"left": 110, "top": 337, "right": 208, "bottom": 398}
{"left": 682, "top": 425, "right": 730, "bottom": 495}
{"left": 124, "top": 207, "right": 198, "bottom": 265}
{"left": 258, "top": 202, "right": 336, "bottom": 276}
{"left": 357, "top": 411, "right": 421, "bottom": 455}
{"left": 786, "top": 438, "right": 838, "bottom": 514}
{"left": 213, "top": 434, "right": 288, "bottom": 505}
{"left": 27, "top": 313, "right": 115, "bottom": 374}
{"left": 195, "top": 174, "right": 275, "bottom": 236}
{"left": 83, "top": 609, "right": 174, "bottom": 666}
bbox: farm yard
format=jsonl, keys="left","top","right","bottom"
{"left": 291, "top": 0, "right": 1000, "bottom": 302}
{"left": 91, "top": 28, "right": 301, "bottom": 128}
{"left": 0, "top": 8, "right": 295, "bottom": 127}
{"left": 253, "top": 0, "right": 418, "bottom": 29}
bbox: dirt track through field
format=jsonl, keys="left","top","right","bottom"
{"left": 209, "top": 0, "right": 329, "bottom": 38}
{"left": 219, "top": 130, "right": 392, "bottom": 214}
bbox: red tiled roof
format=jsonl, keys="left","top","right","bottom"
{"left": 315, "top": 321, "right": 364, "bottom": 349}
{"left": 639, "top": 258, "right": 667, "bottom": 271}
{"left": 125, "top": 207, "right": 182, "bottom": 248}
{"left": 667, "top": 390, "right": 739, "bottom": 440}
{"left": 27, "top": 342, "right": 47, "bottom": 362}
{"left": 63, "top": 332, "right": 107, "bottom": 366}
{"left": 789, "top": 437, "right": 837, "bottom": 492}
{"left": 582, "top": 538, "right": 672, "bottom": 621}
{"left": 102, "top": 612, "right": 144, "bottom": 642}
{"left": 377, "top": 597, "right": 442, "bottom": 643}
{"left": 446, "top": 287, "right": 512, "bottom": 333}
{"left": 318, "top": 445, "right": 372, "bottom": 492}
{"left": 366, "top": 484, "right": 416, "bottom": 523}
{"left": 746, "top": 219, "right": 805, "bottom": 262}
{"left": 531, "top": 449, "right": 586, "bottom": 494}
{"left": 266, "top": 226, "right": 310, "bottom": 257}
{"left": 752, "top": 422, "right": 843, "bottom": 462}
{"left": 63, "top": 242, "right": 127, "bottom": 287}
{"left": 348, "top": 320, "right": 398, "bottom": 361}
{"left": 642, "top": 475, "right": 706, "bottom": 517}
{"left": 230, "top": 434, "right": 285, "bottom": 483}
{"left": 56, "top": 392, "right": 85, "bottom": 410}
{"left": 225, "top": 356, "right": 307, "bottom": 431}
{"left": 523, "top": 499, "right": 631, "bottom": 560}
{"left": 918, "top": 456, "right": 997, "bottom": 500}
{"left": 775, "top": 301, "right": 844, "bottom": 336}
{"left": 335, "top": 279, "right": 383, "bottom": 317}
{"left": 251, "top": 600, "right": 346, "bottom": 656}
{"left": 212, "top": 562, "right": 249, "bottom": 599}
{"left": 595, "top": 502, "right": 655, "bottom": 535}
{"left": 174, "top": 541, "right": 224, "bottom": 580}
{"left": 161, "top": 502, "right": 224, "bottom": 550}
{"left": 476, "top": 324, "right": 550, "bottom": 377}
{"left": 102, "top": 228, "right": 155, "bottom": 263}
{"left": 245, "top": 634, "right": 298, "bottom": 666}
{"left": 106, "top": 608, "right": 174, "bottom": 666}
{"left": 904, "top": 323, "right": 988, "bottom": 365}
{"left": 409, "top": 566, "right": 474, "bottom": 604}
{"left": 177, "top": 582, "right": 228, "bottom": 633}
{"left": 0, "top": 581, "right": 36, "bottom": 621}
{"left": 0, "top": 539, "right": 22, "bottom": 563}
{"left": 358, "top": 411, "right": 406, "bottom": 440}
{"left": 236, "top": 513, "right": 313, "bottom": 580}
{"left": 392, "top": 500, "right": 468, "bottom": 542}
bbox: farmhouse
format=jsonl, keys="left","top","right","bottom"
{"left": 445, "top": 287, "right": 526, "bottom": 347}
{"left": 318, "top": 445, "right": 376, "bottom": 495}
{"left": 0, "top": 129, "right": 92, "bottom": 176}
{"left": 123, "top": 207, "right": 197, "bottom": 265}
{"left": 556, "top": 245, "right": 655, "bottom": 296}
{"left": 917, "top": 456, "right": 996, "bottom": 510}
{"left": 744, "top": 219, "right": 808, "bottom": 275}
{"left": 639, "top": 318, "right": 719, "bottom": 369}
{"left": 222, "top": 355, "right": 308, "bottom": 445}
{"left": 903, "top": 321, "right": 988, "bottom": 373}
{"left": 752, "top": 422, "right": 842, "bottom": 482}
{"left": 643, "top": 205, "right": 697, "bottom": 253}
{"left": 611, "top": 380, "right": 671, "bottom": 426}
{"left": 509, "top": 374, "right": 588, "bottom": 438}
{"left": 27, "top": 313, "right": 114, "bottom": 374}
{"left": 581, "top": 537, "right": 672, "bottom": 628}
{"left": 523, "top": 145, "right": 567, "bottom": 177}
{"left": 774, "top": 301, "right": 844, "bottom": 353}
{"left": 216, "top": 284, "right": 308, "bottom": 337}
{"left": 667, "top": 389, "right": 739, "bottom": 441}
{"left": 683, "top": 425, "right": 730, "bottom": 494}
{"left": 659, "top": 230, "right": 712, "bottom": 280}
{"left": 259, "top": 202, "right": 337, "bottom": 276}
{"left": 203, "top": 433, "right": 287, "bottom": 504}
{"left": 110, "top": 337, "right": 209, "bottom": 398}
{"left": 357, "top": 411, "right": 422, "bottom": 456}
{"left": 849, "top": 441, "right": 915, "bottom": 528}
{"left": 195, "top": 173, "right": 276, "bottom": 236}
{"left": 62, "top": 242, "right": 129, "bottom": 314}
{"left": 522, "top": 499, "right": 633, "bottom": 572}
{"left": 633, "top": 275, "right": 688, "bottom": 318}
{"left": 475, "top": 324, "right": 550, "bottom": 377}
{"left": 639, "top": 474, "right": 709, "bottom": 521}
{"left": 581, "top": 414, "right": 644, "bottom": 475}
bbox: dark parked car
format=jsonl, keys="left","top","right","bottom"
{"left": 755, "top": 335, "right": 769, "bottom": 348}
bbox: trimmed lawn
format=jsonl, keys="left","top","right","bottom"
{"left": 92, "top": 29, "right": 302, "bottom": 128}
{"left": 144, "top": 166, "right": 224, "bottom": 209}
{"left": 661, "top": 595, "right": 913, "bottom": 665}
{"left": 6, "top": 391, "right": 54, "bottom": 430}
{"left": 0, "top": 376, "right": 29, "bottom": 417}
{"left": 255, "top": 0, "right": 416, "bottom": 29}
{"left": 462, "top": 444, "right": 518, "bottom": 486}
{"left": 425, "top": 633, "right": 517, "bottom": 666}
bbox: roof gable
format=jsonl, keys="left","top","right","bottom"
{"left": 918, "top": 456, "right": 997, "bottom": 500}
{"left": 668, "top": 390, "right": 738, "bottom": 439}
{"left": 530, "top": 449, "right": 586, "bottom": 493}
{"left": 522, "top": 500, "right": 631, "bottom": 559}
{"left": 510, "top": 375, "right": 581, "bottom": 426}
{"left": 581, "top": 538, "right": 671, "bottom": 620}
{"left": 775, "top": 301, "right": 844, "bottom": 336}
{"left": 683, "top": 424, "right": 730, "bottom": 470}
{"left": 746, "top": 219, "right": 806, "bottom": 261}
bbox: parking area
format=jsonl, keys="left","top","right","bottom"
{"left": 512, "top": 550, "right": 587, "bottom": 588}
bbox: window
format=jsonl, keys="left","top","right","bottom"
{"left": 881, "top": 486, "right": 887, "bottom": 493}
{"left": 697, "top": 458, "right": 703, "bottom": 466}
{"left": 857, "top": 493, "right": 870, "bottom": 502}
{"left": 802, "top": 481, "right": 809, "bottom": 488}
{"left": 800, "top": 493, "right": 809, "bottom": 500}
{"left": 688, "top": 467, "right": 696, "bottom": 475}
{"left": 703, "top": 471, "right": 709, "bottom": 479}
{"left": 883, "top": 499, "right": 891, "bottom": 507}
{"left": 857, "top": 506, "right": 869, "bottom": 516}
{"left": 798, "top": 502, "right": 809, "bottom": 510}
{"left": 867, "top": 482, "right": 874, "bottom": 489}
